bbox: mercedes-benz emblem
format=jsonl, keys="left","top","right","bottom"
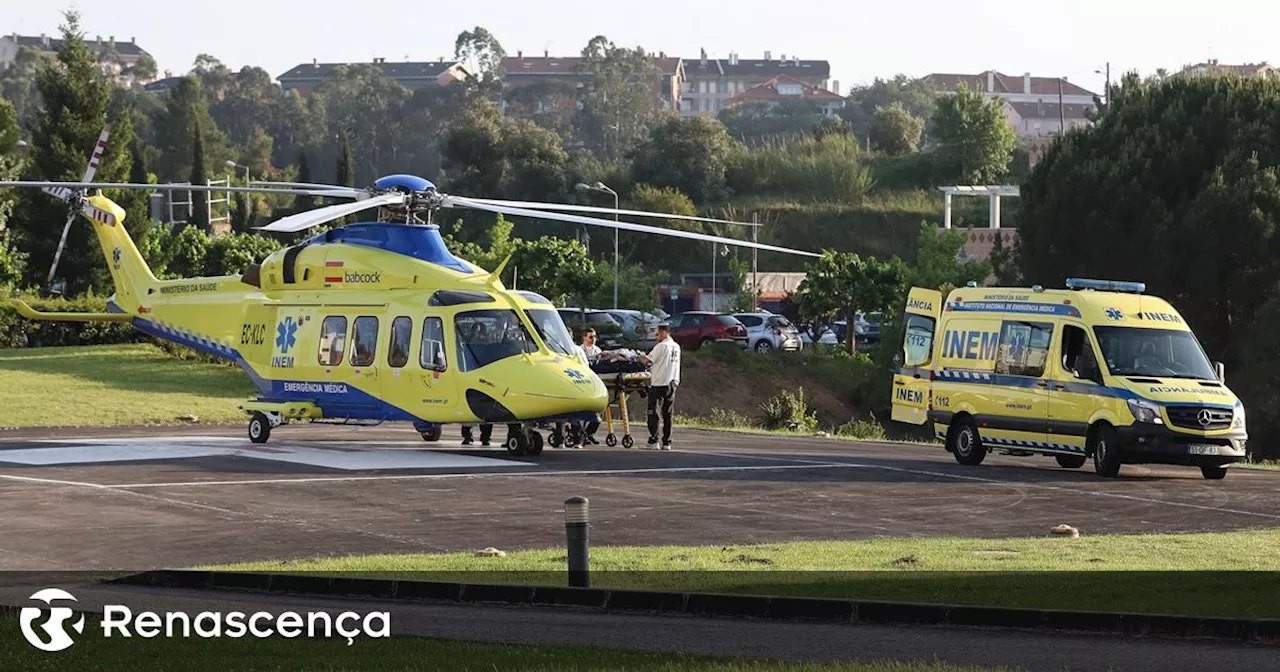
{"left": 1197, "top": 409, "right": 1213, "bottom": 427}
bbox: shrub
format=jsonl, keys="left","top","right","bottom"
{"left": 706, "top": 407, "right": 752, "bottom": 429}
{"left": 759, "top": 387, "right": 819, "bottom": 433}
{"left": 727, "top": 134, "right": 874, "bottom": 203}
{"left": 836, "top": 413, "right": 888, "bottom": 441}
{"left": 0, "top": 290, "right": 143, "bottom": 348}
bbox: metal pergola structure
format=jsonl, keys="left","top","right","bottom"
{"left": 939, "top": 185, "right": 1020, "bottom": 229}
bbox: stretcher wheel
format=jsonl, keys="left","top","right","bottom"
{"left": 605, "top": 433, "right": 617, "bottom": 447}
{"left": 622, "top": 435, "right": 634, "bottom": 449}
{"left": 548, "top": 430, "right": 563, "bottom": 447}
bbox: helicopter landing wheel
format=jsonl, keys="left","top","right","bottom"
{"left": 248, "top": 412, "right": 271, "bottom": 444}
{"left": 420, "top": 425, "right": 442, "bottom": 442}
{"left": 504, "top": 434, "right": 525, "bottom": 455}
{"left": 528, "top": 431, "right": 544, "bottom": 456}
{"left": 605, "top": 433, "right": 617, "bottom": 447}
{"left": 622, "top": 434, "right": 634, "bottom": 449}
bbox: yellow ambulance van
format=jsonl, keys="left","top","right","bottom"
{"left": 891, "top": 278, "right": 1247, "bottom": 479}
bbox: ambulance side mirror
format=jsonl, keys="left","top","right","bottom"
{"left": 1214, "top": 361, "right": 1225, "bottom": 383}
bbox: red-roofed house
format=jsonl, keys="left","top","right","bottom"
{"left": 725, "top": 74, "right": 844, "bottom": 116}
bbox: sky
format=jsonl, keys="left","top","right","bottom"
{"left": 4, "top": 0, "right": 1275, "bottom": 97}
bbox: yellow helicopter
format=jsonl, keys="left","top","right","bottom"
{"left": 1, "top": 133, "right": 822, "bottom": 456}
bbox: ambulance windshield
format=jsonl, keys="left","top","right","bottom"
{"left": 1093, "top": 326, "right": 1217, "bottom": 380}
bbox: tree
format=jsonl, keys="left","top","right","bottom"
{"left": 869, "top": 102, "right": 924, "bottom": 156}
{"left": 454, "top": 27, "right": 506, "bottom": 97}
{"left": 293, "top": 149, "right": 315, "bottom": 214}
{"left": 336, "top": 130, "right": 355, "bottom": 187}
{"left": 9, "top": 11, "right": 138, "bottom": 294}
{"left": 930, "top": 82, "right": 1016, "bottom": 184}
{"left": 796, "top": 251, "right": 906, "bottom": 354}
{"left": 1016, "top": 73, "right": 1280, "bottom": 455}
{"left": 190, "top": 126, "right": 209, "bottom": 231}
{"left": 629, "top": 115, "right": 737, "bottom": 204}
{"left": 908, "top": 222, "right": 990, "bottom": 293}
{"left": 718, "top": 99, "right": 826, "bottom": 144}
{"left": 843, "top": 75, "right": 939, "bottom": 140}
{"left": 153, "top": 75, "right": 230, "bottom": 181}
{"left": 575, "top": 36, "right": 662, "bottom": 161}
{"left": 0, "top": 99, "right": 19, "bottom": 154}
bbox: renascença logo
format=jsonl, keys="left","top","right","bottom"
{"left": 19, "top": 587, "right": 391, "bottom": 651}
{"left": 20, "top": 588, "right": 85, "bottom": 652}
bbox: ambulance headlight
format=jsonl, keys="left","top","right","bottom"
{"left": 1233, "top": 403, "right": 1246, "bottom": 430}
{"left": 1127, "top": 399, "right": 1162, "bottom": 424}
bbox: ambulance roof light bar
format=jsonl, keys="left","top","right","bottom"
{"left": 1065, "top": 278, "right": 1146, "bottom": 293}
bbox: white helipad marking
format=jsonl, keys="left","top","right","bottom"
{"left": 0, "top": 437, "right": 528, "bottom": 471}
{"left": 102, "top": 463, "right": 862, "bottom": 488}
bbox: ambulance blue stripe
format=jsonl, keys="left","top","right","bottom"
{"left": 945, "top": 301, "right": 1082, "bottom": 318}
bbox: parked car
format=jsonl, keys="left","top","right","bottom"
{"left": 733, "top": 312, "right": 802, "bottom": 353}
{"left": 556, "top": 308, "right": 625, "bottom": 349}
{"left": 669, "top": 312, "right": 748, "bottom": 350}
{"left": 604, "top": 309, "right": 662, "bottom": 350}
{"left": 853, "top": 312, "right": 884, "bottom": 345}
{"left": 799, "top": 322, "right": 840, "bottom": 347}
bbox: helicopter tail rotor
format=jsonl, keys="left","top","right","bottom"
{"left": 45, "top": 123, "right": 111, "bottom": 292}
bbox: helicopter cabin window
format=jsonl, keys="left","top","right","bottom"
{"left": 454, "top": 310, "right": 537, "bottom": 373}
{"left": 524, "top": 308, "right": 576, "bottom": 357}
{"left": 351, "top": 316, "right": 378, "bottom": 367}
{"left": 388, "top": 317, "right": 412, "bottom": 368}
{"left": 420, "top": 317, "right": 447, "bottom": 371}
{"left": 318, "top": 316, "right": 348, "bottom": 366}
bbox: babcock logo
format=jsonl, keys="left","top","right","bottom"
{"left": 20, "top": 588, "right": 85, "bottom": 652}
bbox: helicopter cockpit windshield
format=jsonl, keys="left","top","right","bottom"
{"left": 454, "top": 309, "right": 538, "bottom": 372}
{"left": 524, "top": 308, "right": 576, "bottom": 358}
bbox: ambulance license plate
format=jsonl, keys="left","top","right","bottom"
{"left": 1188, "top": 444, "right": 1220, "bottom": 455}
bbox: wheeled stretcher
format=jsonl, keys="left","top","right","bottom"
{"left": 599, "top": 371, "right": 651, "bottom": 448}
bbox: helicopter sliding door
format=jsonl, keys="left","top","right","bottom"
{"left": 312, "top": 308, "right": 384, "bottom": 418}
{"left": 383, "top": 312, "right": 458, "bottom": 423}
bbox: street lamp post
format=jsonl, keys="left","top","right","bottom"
{"left": 576, "top": 181, "right": 619, "bottom": 308}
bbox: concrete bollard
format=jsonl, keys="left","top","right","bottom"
{"left": 565, "top": 496, "right": 590, "bottom": 587}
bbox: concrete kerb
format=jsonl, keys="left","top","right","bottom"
{"left": 107, "top": 570, "right": 1280, "bottom": 643}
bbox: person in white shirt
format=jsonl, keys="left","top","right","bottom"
{"left": 638, "top": 323, "right": 681, "bottom": 449}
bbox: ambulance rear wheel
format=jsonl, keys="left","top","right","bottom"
{"left": 1055, "top": 454, "right": 1087, "bottom": 469}
{"left": 949, "top": 419, "right": 985, "bottom": 465}
{"left": 1091, "top": 426, "right": 1121, "bottom": 477}
{"left": 249, "top": 412, "right": 270, "bottom": 444}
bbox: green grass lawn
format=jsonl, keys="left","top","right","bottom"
{"left": 0, "top": 344, "right": 255, "bottom": 427}
{"left": 204, "top": 530, "right": 1280, "bottom": 620}
{"left": 0, "top": 615, "right": 1001, "bottom": 672}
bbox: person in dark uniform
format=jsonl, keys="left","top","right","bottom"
{"left": 461, "top": 424, "right": 491, "bottom": 445}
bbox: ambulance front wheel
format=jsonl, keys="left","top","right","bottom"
{"left": 1090, "top": 425, "right": 1121, "bottom": 477}
{"left": 949, "top": 418, "right": 985, "bottom": 465}
{"left": 249, "top": 412, "right": 271, "bottom": 444}
{"left": 1201, "top": 465, "right": 1228, "bottom": 480}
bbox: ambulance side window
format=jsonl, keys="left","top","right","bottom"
{"left": 996, "top": 321, "right": 1052, "bottom": 377}
{"left": 1062, "top": 324, "right": 1103, "bottom": 383}
{"left": 903, "top": 314, "right": 935, "bottom": 366}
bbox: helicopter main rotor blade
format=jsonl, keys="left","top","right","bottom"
{"left": 0, "top": 181, "right": 342, "bottom": 197}
{"left": 462, "top": 198, "right": 763, "bottom": 228}
{"left": 250, "top": 179, "right": 362, "bottom": 196}
{"left": 255, "top": 192, "right": 405, "bottom": 233}
{"left": 442, "top": 195, "right": 822, "bottom": 258}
